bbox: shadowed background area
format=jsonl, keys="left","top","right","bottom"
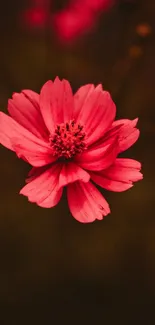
{"left": 0, "top": 0, "right": 155, "bottom": 324}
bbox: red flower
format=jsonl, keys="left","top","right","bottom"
{"left": 0, "top": 78, "right": 142, "bottom": 223}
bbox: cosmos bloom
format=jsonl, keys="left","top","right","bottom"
{"left": 0, "top": 77, "right": 142, "bottom": 223}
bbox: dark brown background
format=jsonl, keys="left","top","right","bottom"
{"left": 0, "top": 1, "right": 155, "bottom": 324}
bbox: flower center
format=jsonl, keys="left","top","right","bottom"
{"left": 49, "top": 119, "right": 87, "bottom": 159}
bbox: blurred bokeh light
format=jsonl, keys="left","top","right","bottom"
{"left": 21, "top": 0, "right": 114, "bottom": 42}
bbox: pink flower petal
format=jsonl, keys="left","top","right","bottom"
{"left": 23, "top": 162, "right": 91, "bottom": 211}
{"left": 74, "top": 135, "right": 118, "bottom": 171}
{"left": 75, "top": 86, "right": 116, "bottom": 146}
{"left": 0, "top": 112, "right": 54, "bottom": 166}
{"left": 26, "top": 166, "right": 48, "bottom": 183}
{"left": 20, "top": 163, "right": 63, "bottom": 208}
{"left": 22, "top": 89, "right": 40, "bottom": 107}
{"left": 74, "top": 84, "right": 95, "bottom": 120}
{"left": 13, "top": 140, "right": 55, "bottom": 167}
{"left": 39, "top": 80, "right": 54, "bottom": 132}
{"left": 8, "top": 91, "right": 48, "bottom": 140}
{"left": 90, "top": 158, "right": 143, "bottom": 192}
{"left": 112, "top": 118, "right": 138, "bottom": 128}
{"left": 27, "top": 162, "right": 90, "bottom": 188}
{"left": 104, "top": 158, "right": 143, "bottom": 182}
{"left": 67, "top": 181, "right": 110, "bottom": 223}
{"left": 59, "top": 162, "right": 90, "bottom": 188}
{"left": 0, "top": 111, "right": 49, "bottom": 149}
{"left": 40, "top": 77, "right": 74, "bottom": 133}
{"left": 107, "top": 118, "right": 140, "bottom": 153}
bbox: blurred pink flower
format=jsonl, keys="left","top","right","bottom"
{"left": 0, "top": 77, "right": 142, "bottom": 223}
{"left": 53, "top": 0, "right": 114, "bottom": 41}
{"left": 22, "top": 0, "right": 114, "bottom": 42}
{"left": 21, "top": 0, "right": 50, "bottom": 28}
{"left": 52, "top": 7, "right": 94, "bottom": 42}
{"left": 22, "top": 8, "right": 48, "bottom": 27}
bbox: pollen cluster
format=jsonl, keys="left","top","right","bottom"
{"left": 50, "top": 119, "right": 86, "bottom": 159}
